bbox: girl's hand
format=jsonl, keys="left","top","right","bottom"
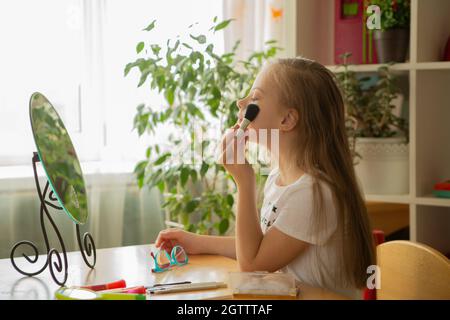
{"left": 155, "top": 228, "right": 203, "bottom": 255}
{"left": 219, "top": 124, "right": 255, "bottom": 188}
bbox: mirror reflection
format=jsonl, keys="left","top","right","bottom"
{"left": 29, "top": 92, "right": 88, "bottom": 224}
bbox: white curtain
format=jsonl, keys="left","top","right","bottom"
{"left": 223, "top": 0, "right": 296, "bottom": 60}
{"left": 0, "top": 167, "right": 165, "bottom": 260}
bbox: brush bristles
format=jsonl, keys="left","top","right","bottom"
{"left": 244, "top": 103, "right": 260, "bottom": 122}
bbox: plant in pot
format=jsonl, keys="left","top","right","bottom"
{"left": 124, "top": 18, "right": 280, "bottom": 235}
{"left": 336, "top": 53, "right": 409, "bottom": 195}
{"left": 371, "top": 0, "right": 411, "bottom": 63}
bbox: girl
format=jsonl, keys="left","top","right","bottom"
{"left": 155, "top": 57, "right": 375, "bottom": 299}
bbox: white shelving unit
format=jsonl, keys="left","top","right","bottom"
{"left": 296, "top": 0, "right": 450, "bottom": 254}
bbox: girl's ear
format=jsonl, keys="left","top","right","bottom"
{"left": 280, "top": 108, "right": 299, "bottom": 132}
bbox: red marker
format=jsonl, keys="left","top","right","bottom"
{"left": 79, "top": 279, "right": 126, "bottom": 292}
{"left": 100, "top": 286, "right": 147, "bottom": 294}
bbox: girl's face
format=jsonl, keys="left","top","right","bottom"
{"left": 236, "top": 66, "right": 284, "bottom": 133}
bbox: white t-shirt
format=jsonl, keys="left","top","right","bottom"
{"left": 260, "top": 168, "right": 361, "bottom": 299}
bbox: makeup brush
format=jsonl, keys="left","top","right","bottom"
{"left": 217, "top": 103, "right": 260, "bottom": 165}
{"left": 235, "top": 103, "right": 260, "bottom": 138}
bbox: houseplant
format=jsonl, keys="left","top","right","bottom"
{"left": 336, "top": 53, "right": 409, "bottom": 195}
{"left": 124, "top": 18, "right": 281, "bottom": 235}
{"left": 371, "top": 0, "right": 411, "bottom": 63}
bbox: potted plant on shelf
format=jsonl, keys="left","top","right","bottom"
{"left": 371, "top": 0, "right": 411, "bottom": 63}
{"left": 124, "top": 18, "right": 281, "bottom": 235}
{"left": 336, "top": 53, "right": 409, "bottom": 195}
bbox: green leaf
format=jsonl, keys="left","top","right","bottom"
{"left": 136, "top": 103, "right": 145, "bottom": 113}
{"left": 181, "top": 71, "right": 194, "bottom": 90}
{"left": 226, "top": 194, "right": 234, "bottom": 207}
{"left": 185, "top": 199, "right": 200, "bottom": 213}
{"left": 173, "top": 39, "right": 180, "bottom": 52}
{"left": 207, "top": 98, "right": 220, "bottom": 109}
{"left": 134, "top": 160, "right": 148, "bottom": 175}
{"left": 232, "top": 40, "right": 241, "bottom": 52}
{"left": 150, "top": 44, "right": 161, "bottom": 55}
{"left": 134, "top": 160, "right": 148, "bottom": 189}
{"left": 201, "top": 140, "right": 210, "bottom": 150}
{"left": 190, "top": 34, "right": 206, "bottom": 44}
{"left": 265, "top": 39, "right": 277, "bottom": 45}
{"left": 218, "top": 219, "right": 229, "bottom": 235}
{"left": 157, "top": 180, "right": 165, "bottom": 193}
{"left": 200, "top": 162, "right": 209, "bottom": 177}
{"left": 186, "top": 102, "right": 204, "bottom": 119}
{"left": 182, "top": 42, "right": 193, "bottom": 50}
{"left": 136, "top": 42, "right": 145, "bottom": 54}
{"left": 156, "top": 75, "right": 165, "bottom": 91}
{"left": 190, "top": 169, "right": 198, "bottom": 183}
{"left": 137, "top": 175, "right": 144, "bottom": 189}
{"left": 180, "top": 167, "right": 190, "bottom": 187}
{"left": 154, "top": 153, "right": 171, "bottom": 165}
{"left": 137, "top": 69, "right": 150, "bottom": 87}
{"left": 211, "top": 86, "right": 221, "bottom": 99}
{"left": 214, "top": 19, "right": 233, "bottom": 32}
{"left": 166, "top": 87, "right": 175, "bottom": 106}
{"left": 145, "top": 146, "right": 152, "bottom": 159}
{"left": 124, "top": 59, "right": 144, "bottom": 77}
{"left": 205, "top": 44, "right": 214, "bottom": 54}
{"left": 143, "top": 20, "right": 156, "bottom": 31}
{"left": 124, "top": 63, "right": 134, "bottom": 77}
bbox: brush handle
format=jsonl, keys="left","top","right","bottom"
{"left": 235, "top": 119, "right": 250, "bottom": 137}
{"left": 235, "top": 128, "right": 245, "bottom": 138}
{"left": 217, "top": 126, "right": 246, "bottom": 164}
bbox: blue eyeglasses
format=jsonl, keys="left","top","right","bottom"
{"left": 150, "top": 244, "right": 188, "bottom": 273}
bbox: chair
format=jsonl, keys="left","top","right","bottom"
{"left": 363, "top": 229, "right": 385, "bottom": 300}
{"left": 376, "top": 240, "right": 450, "bottom": 300}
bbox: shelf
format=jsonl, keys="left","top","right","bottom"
{"left": 297, "top": 0, "right": 450, "bottom": 254}
{"left": 326, "top": 63, "right": 411, "bottom": 73}
{"left": 366, "top": 194, "right": 450, "bottom": 207}
{"left": 365, "top": 194, "right": 411, "bottom": 204}
{"left": 416, "top": 196, "right": 450, "bottom": 208}
{"left": 416, "top": 61, "right": 450, "bottom": 70}
{"left": 326, "top": 62, "right": 450, "bottom": 73}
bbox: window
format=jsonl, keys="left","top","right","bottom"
{"left": 101, "top": 0, "right": 224, "bottom": 162}
{"left": 0, "top": 0, "right": 97, "bottom": 165}
{"left": 0, "top": 0, "right": 223, "bottom": 167}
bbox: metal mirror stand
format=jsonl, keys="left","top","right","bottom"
{"left": 10, "top": 152, "right": 96, "bottom": 286}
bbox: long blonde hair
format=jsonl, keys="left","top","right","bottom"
{"left": 268, "top": 57, "right": 375, "bottom": 288}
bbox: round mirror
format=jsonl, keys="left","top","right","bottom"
{"left": 29, "top": 92, "right": 88, "bottom": 224}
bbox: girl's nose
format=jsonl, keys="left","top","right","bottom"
{"left": 237, "top": 98, "right": 246, "bottom": 110}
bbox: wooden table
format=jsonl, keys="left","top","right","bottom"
{"left": 0, "top": 244, "right": 347, "bottom": 300}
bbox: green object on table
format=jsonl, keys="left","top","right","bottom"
{"left": 55, "top": 287, "right": 146, "bottom": 300}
